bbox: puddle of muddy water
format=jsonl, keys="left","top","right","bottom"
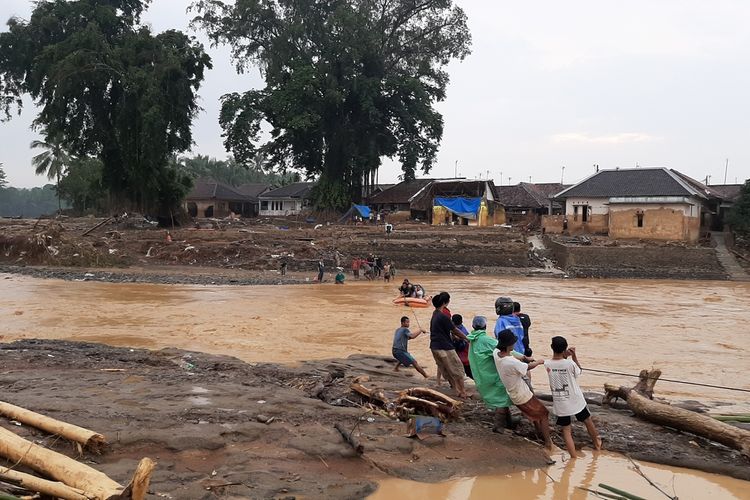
{"left": 368, "top": 451, "right": 750, "bottom": 499}
{"left": 2, "top": 273, "right": 748, "bottom": 412}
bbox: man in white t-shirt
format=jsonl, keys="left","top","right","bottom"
{"left": 494, "top": 330, "right": 552, "bottom": 450}
{"left": 545, "top": 336, "right": 602, "bottom": 458}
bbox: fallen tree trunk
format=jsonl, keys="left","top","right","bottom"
{"left": 603, "top": 369, "right": 750, "bottom": 458}
{"left": 0, "top": 400, "right": 106, "bottom": 452}
{"left": 334, "top": 423, "right": 364, "bottom": 455}
{"left": 0, "top": 468, "right": 89, "bottom": 500}
{"left": 396, "top": 395, "right": 457, "bottom": 419}
{"left": 0, "top": 426, "right": 122, "bottom": 499}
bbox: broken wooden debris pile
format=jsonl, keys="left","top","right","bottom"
{"left": 603, "top": 369, "right": 750, "bottom": 458}
{"left": 350, "top": 380, "right": 462, "bottom": 421}
{"left": 0, "top": 400, "right": 154, "bottom": 499}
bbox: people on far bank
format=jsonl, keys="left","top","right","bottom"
{"left": 317, "top": 259, "right": 325, "bottom": 282}
{"left": 334, "top": 267, "right": 346, "bottom": 284}
{"left": 546, "top": 336, "right": 602, "bottom": 457}
{"left": 391, "top": 316, "right": 428, "bottom": 378}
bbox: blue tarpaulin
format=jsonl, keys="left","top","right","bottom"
{"left": 434, "top": 197, "right": 482, "bottom": 219}
{"left": 353, "top": 204, "right": 371, "bottom": 218}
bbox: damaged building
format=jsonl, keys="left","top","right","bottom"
{"left": 543, "top": 167, "right": 734, "bottom": 242}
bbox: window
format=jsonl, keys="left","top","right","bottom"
{"left": 261, "top": 201, "right": 268, "bottom": 210}
{"left": 636, "top": 212, "right": 644, "bottom": 228}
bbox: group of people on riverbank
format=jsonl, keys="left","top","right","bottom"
{"left": 391, "top": 291, "right": 602, "bottom": 457}
{"left": 352, "top": 255, "right": 396, "bottom": 282}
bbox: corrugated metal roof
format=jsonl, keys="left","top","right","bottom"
{"left": 368, "top": 179, "right": 434, "bottom": 204}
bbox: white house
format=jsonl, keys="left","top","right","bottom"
{"left": 258, "top": 182, "right": 315, "bottom": 216}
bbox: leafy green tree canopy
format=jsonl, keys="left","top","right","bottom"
{"left": 192, "top": 0, "right": 471, "bottom": 209}
{"left": 0, "top": 0, "right": 211, "bottom": 214}
{"left": 729, "top": 179, "right": 750, "bottom": 234}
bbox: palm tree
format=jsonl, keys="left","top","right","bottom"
{"left": 31, "top": 133, "right": 71, "bottom": 212}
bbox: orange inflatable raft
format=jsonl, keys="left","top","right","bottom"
{"left": 392, "top": 296, "right": 431, "bottom": 308}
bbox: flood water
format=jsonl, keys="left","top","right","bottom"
{"left": 2, "top": 273, "right": 748, "bottom": 411}
{"left": 370, "top": 450, "right": 750, "bottom": 499}
{"left": 2, "top": 273, "right": 749, "bottom": 498}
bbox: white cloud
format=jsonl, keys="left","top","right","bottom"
{"left": 551, "top": 132, "right": 659, "bottom": 145}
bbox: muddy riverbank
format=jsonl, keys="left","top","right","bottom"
{"left": 1, "top": 340, "right": 747, "bottom": 500}
{"left": 0, "top": 216, "right": 732, "bottom": 280}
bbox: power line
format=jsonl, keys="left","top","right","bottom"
{"left": 583, "top": 368, "right": 750, "bottom": 393}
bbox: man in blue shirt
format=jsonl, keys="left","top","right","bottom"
{"left": 494, "top": 296, "right": 526, "bottom": 356}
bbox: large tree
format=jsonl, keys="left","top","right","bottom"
{"left": 192, "top": 0, "right": 471, "bottom": 209}
{"left": 0, "top": 0, "right": 211, "bottom": 214}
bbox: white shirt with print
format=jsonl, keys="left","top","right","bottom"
{"left": 544, "top": 358, "right": 587, "bottom": 417}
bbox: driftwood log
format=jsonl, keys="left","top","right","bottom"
{"left": 0, "top": 468, "right": 89, "bottom": 500}
{"left": 351, "top": 383, "right": 462, "bottom": 421}
{"left": 334, "top": 423, "right": 364, "bottom": 455}
{"left": 0, "top": 426, "right": 155, "bottom": 499}
{"left": 603, "top": 368, "right": 750, "bottom": 458}
{"left": 0, "top": 400, "right": 106, "bottom": 452}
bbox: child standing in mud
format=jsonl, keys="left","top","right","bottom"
{"left": 545, "top": 336, "right": 602, "bottom": 457}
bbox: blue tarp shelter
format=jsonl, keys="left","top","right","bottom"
{"left": 434, "top": 197, "right": 482, "bottom": 219}
{"left": 353, "top": 204, "right": 371, "bottom": 218}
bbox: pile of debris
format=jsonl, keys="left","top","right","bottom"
{"left": 0, "top": 400, "right": 154, "bottom": 500}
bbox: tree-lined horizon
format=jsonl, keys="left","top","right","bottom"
{"left": 0, "top": 0, "right": 211, "bottom": 214}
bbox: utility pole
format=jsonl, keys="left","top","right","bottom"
{"left": 454, "top": 160, "right": 458, "bottom": 178}
{"left": 508, "top": 176, "right": 512, "bottom": 185}
{"left": 486, "top": 170, "right": 490, "bottom": 181}
{"left": 724, "top": 158, "right": 728, "bottom": 184}
{"left": 594, "top": 164, "right": 599, "bottom": 173}
{"left": 499, "top": 171, "right": 503, "bottom": 185}
{"left": 561, "top": 166, "right": 565, "bottom": 184}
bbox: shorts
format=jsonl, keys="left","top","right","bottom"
{"left": 556, "top": 406, "right": 591, "bottom": 426}
{"left": 516, "top": 396, "right": 549, "bottom": 423}
{"left": 431, "top": 349, "right": 465, "bottom": 389}
{"left": 393, "top": 350, "right": 415, "bottom": 367}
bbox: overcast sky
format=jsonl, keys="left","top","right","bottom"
{"left": 2, "top": 0, "right": 750, "bottom": 189}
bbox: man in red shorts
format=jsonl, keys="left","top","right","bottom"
{"left": 494, "top": 329, "right": 552, "bottom": 449}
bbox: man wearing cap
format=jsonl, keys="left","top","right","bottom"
{"left": 430, "top": 292, "right": 469, "bottom": 398}
{"left": 494, "top": 329, "right": 553, "bottom": 449}
{"left": 467, "top": 316, "right": 515, "bottom": 432}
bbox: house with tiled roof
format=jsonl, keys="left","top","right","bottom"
{"left": 258, "top": 182, "right": 315, "bottom": 216}
{"left": 543, "top": 167, "right": 728, "bottom": 241}
{"left": 495, "top": 182, "right": 567, "bottom": 222}
{"left": 184, "top": 178, "right": 261, "bottom": 218}
{"left": 367, "top": 178, "right": 434, "bottom": 215}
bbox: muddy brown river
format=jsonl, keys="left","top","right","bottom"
{"left": 2, "top": 273, "right": 749, "bottom": 498}
{"left": 3, "top": 273, "right": 748, "bottom": 411}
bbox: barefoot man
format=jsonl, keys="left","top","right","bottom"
{"left": 392, "top": 316, "right": 428, "bottom": 378}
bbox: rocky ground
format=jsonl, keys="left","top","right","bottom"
{"left": 0, "top": 341, "right": 747, "bottom": 499}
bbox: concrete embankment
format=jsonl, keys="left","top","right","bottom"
{"left": 544, "top": 236, "right": 727, "bottom": 279}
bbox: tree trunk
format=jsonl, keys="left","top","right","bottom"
{"left": 0, "top": 469, "right": 89, "bottom": 500}
{"left": 603, "top": 369, "right": 750, "bottom": 458}
{"left": 0, "top": 400, "right": 106, "bottom": 452}
{"left": 0, "top": 426, "right": 123, "bottom": 499}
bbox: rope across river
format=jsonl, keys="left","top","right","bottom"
{"left": 407, "top": 307, "right": 749, "bottom": 394}
{"left": 583, "top": 367, "right": 750, "bottom": 394}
